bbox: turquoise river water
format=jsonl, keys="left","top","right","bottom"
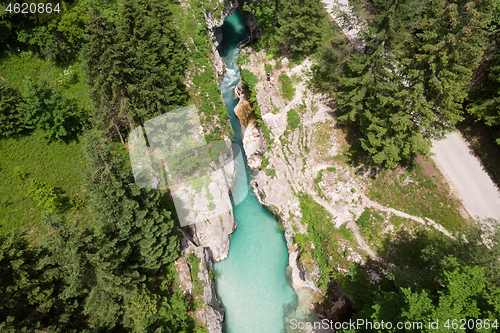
{"left": 212, "top": 12, "right": 299, "bottom": 333}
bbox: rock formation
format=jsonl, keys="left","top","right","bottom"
{"left": 204, "top": 1, "right": 239, "bottom": 78}
{"left": 177, "top": 229, "right": 225, "bottom": 333}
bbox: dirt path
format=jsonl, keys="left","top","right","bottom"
{"left": 431, "top": 132, "right": 500, "bottom": 222}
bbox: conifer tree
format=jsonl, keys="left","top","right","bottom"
{"left": 84, "top": 1, "right": 188, "bottom": 142}
{"left": 276, "top": 0, "right": 328, "bottom": 54}
{"left": 316, "top": 0, "right": 490, "bottom": 167}
{"left": 119, "top": 0, "right": 188, "bottom": 124}
{"left": 403, "top": 0, "right": 490, "bottom": 138}
{"left": 467, "top": 2, "right": 500, "bottom": 142}
{"left": 83, "top": 132, "right": 179, "bottom": 273}
{"left": 83, "top": 9, "right": 129, "bottom": 144}
{"left": 324, "top": 0, "right": 430, "bottom": 167}
{"left": 0, "top": 229, "right": 87, "bottom": 332}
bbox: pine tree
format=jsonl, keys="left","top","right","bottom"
{"left": 403, "top": 0, "right": 490, "bottom": 138}
{"left": 326, "top": 0, "right": 430, "bottom": 167}
{"left": 467, "top": 2, "right": 500, "bottom": 142}
{"left": 83, "top": 9, "right": 130, "bottom": 144}
{"left": 276, "top": 0, "right": 328, "bottom": 54}
{"left": 83, "top": 132, "right": 179, "bottom": 273}
{"left": 83, "top": 1, "right": 189, "bottom": 143}
{"left": 0, "top": 229, "right": 87, "bottom": 332}
{"left": 119, "top": 0, "right": 188, "bottom": 125}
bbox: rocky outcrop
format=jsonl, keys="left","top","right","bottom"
{"left": 234, "top": 86, "right": 268, "bottom": 170}
{"left": 242, "top": 122, "right": 267, "bottom": 170}
{"left": 241, "top": 7, "right": 261, "bottom": 42}
{"left": 204, "top": 0, "right": 239, "bottom": 78}
{"left": 189, "top": 209, "right": 236, "bottom": 261}
{"left": 175, "top": 257, "right": 194, "bottom": 294}
{"left": 178, "top": 229, "right": 225, "bottom": 333}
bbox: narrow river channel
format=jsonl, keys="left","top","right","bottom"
{"left": 212, "top": 11, "right": 299, "bottom": 333}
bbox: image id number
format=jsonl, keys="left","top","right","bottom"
{"left": 5, "top": 3, "right": 61, "bottom": 14}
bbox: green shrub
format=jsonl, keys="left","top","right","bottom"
{"left": 18, "top": 78, "right": 85, "bottom": 141}
{"left": 0, "top": 82, "right": 24, "bottom": 138}
{"left": 241, "top": 69, "right": 258, "bottom": 87}
{"left": 29, "top": 178, "right": 61, "bottom": 213}
{"left": 356, "top": 209, "right": 372, "bottom": 229}
{"left": 240, "top": 69, "right": 271, "bottom": 141}
{"left": 287, "top": 109, "right": 300, "bottom": 130}
{"left": 264, "top": 63, "right": 273, "bottom": 74}
{"left": 279, "top": 72, "right": 295, "bottom": 101}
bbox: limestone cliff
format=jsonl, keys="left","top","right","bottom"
{"left": 234, "top": 90, "right": 268, "bottom": 170}
{"left": 203, "top": 0, "right": 239, "bottom": 77}
{"left": 176, "top": 229, "right": 225, "bottom": 333}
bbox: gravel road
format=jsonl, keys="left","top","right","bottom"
{"left": 431, "top": 132, "right": 500, "bottom": 221}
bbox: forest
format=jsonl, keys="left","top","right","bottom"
{"left": 1, "top": 0, "right": 500, "bottom": 331}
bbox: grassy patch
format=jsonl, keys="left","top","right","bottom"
{"left": 0, "top": 51, "right": 93, "bottom": 113}
{"left": 279, "top": 72, "right": 295, "bottom": 101}
{"left": 0, "top": 130, "right": 90, "bottom": 232}
{"left": 286, "top": 109, "right": 300, "bottom": 130}
{"left": 298, "top": 193, "right": 355, "bottom": 290}
{"left": 367, "top": 162, "right": 471, "bottom": 233}
{"left": 169, "top": 0, "right": 232, "bottom": 143}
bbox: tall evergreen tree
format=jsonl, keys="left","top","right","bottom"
{"left": 276, "top": 0, "right": 328, "bottom": 54}
{"left": 0, "top": 230, "right": 87, "bottom": 332}
{"left": 83, "top": 1, "right": 188, "bottom": 143}
{"left": 403, "top": 0, "right": 490, "bottom": 138}
{"left": 120, "top": 0, "right": 188, "bottom": 124}
{"left": 315, "top": 0, "right": 490, "bottom": 167}
{"left": 83, "top": 132, "right": 179, "bottom": 274}
{"left": 83, "top": 9, "right": 129, "bottom": 144}
{"left": 467, "top": 1, "right": 500, "bottom": 142}
{"left": 321, "top": 0, "right": 430, "bottom": 167}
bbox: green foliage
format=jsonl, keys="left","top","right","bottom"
{"left": 241, "top": 68, "right": 259, "bottom": 87}
{"left": 240, "top": 69, "right": 271, "bottom": 141}
{"left": 28, "top": 178, "right": 61, "bottom": 213}
{"left": 237, "top": 52, "right": 250, "bottom": 66}
{"left": 242, "top": 0, "right": 279, "bottom": 52}
{"left": 356, "top": 209, "right": 371, "bottom": 229}
{"left": 299, "top": 193, "right": 354, "bottom": 289}
{"left": 124, "top": 287, "right": 158, "bottom": 330}
{"left": 315, "top": 0, "right": 489, "bottom": 168}
{"left": 84, "top": 132, "right": 179, "bottom": 273}
{"left": 275, "top": 0, "right": 328, "bottom": 54}
{"left": 468, "top": 2, "right": 500, "bottom": 142}
{"left": 168, "top": 0, "right": 232, "bottom": 143}
{"left": 0, "top": 129, "right": 89, "bottom": 231}
{"left": 287, "top": 108, "right": 300, "bottom": 130}
{"left": 279, "top": 72, "right": 295, "bottom": 101}
{"left": 264, "top": 63, "right": 273, "bottom": 74}
{"left": 0, "top": 82, "right": 23, "bottom": 138}
{"left": 18, "top": 78, "right": 84, "bottom": 140}
{"left": 83, "top": 2, "right": 189, "bottom": 142}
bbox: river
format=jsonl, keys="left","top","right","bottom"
{"left": 212, "top": 11, "right": 299, "bottom": 333}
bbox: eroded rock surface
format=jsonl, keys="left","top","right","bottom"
{"left": 178, "top": 229, "right": 225, "bottom": 333}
